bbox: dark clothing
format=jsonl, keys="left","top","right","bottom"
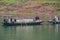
{"left": 4, "top": 19, "right": 8, "bottom": 23}
{"left": 10, "top": 18, "right": 13, "bottom": 22}
{"left": 14, "top": 19, "right": 16, "bottom": 22}
{"left": 10, "top": 18, "right": 14, "bottom": 23}
{"left": 35, "top": 16, "right": 39, "bottom": 20}
{"left": 10, "top": 18, "right": 16, "bottom": 23}
{"left": 53, "top": 19, "right": 55, "bottom": 21}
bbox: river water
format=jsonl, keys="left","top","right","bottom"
{"left": 0, "top": 23, "right": 60, "bottom": 40}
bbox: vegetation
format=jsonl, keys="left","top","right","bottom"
{"left": 0, "top": 0, "right": 60, "bottom": 22}
{"left": 0, "top": 0, "right": 60, "bottom": 15}
{"left": 0, "top": 0, "right": 60, "bottom": 4}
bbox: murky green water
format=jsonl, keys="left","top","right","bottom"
{"left": 0, "top": 23, "right": 60, "bottom": 40}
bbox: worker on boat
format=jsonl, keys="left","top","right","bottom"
{"left": 10, "top": 18, "right": 14, "bottom": 23}
{"left": 10, "top": 18, "right": 13, "bottom": 23}
{"left": 10, "top": 18, "right": 16, "bottom": 23}
{"left": 3, "top": 16, "right": 8, "bottom": 23}
{"left": 53, "top": 18, "right": 55, "bottom": 21}
{"left": 3, "top": 18, "right": 8, "bottom": 23}
{"left": 14, "top": 18, "right": 16, "bottom": 23}
{"left": 35, "top": 16, "right": 39, "bottom": 20}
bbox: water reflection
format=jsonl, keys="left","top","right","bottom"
{"left": 55, "top": 24, "right": 58, "bottom": 33}
{"left": 0, "top": 24, "right": 60, "bottom": 40}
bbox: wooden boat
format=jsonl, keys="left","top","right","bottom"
{"left": 48, "top": 16, "right": 60, "bottom": 24}
{"left": 3, "top": 18, "right": 43, "bottom": 26}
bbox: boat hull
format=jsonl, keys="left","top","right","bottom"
{"left": 3, "top": 22, "right": 42, "bottom": 26}
{"left": 48, "top": 21, "right": 60, "bottom": 24}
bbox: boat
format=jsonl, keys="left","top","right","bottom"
{"left": 3, "top": 19, "right": 43, "bottom": 26}
{"left": 3, "top": 16, "right": 43, "bottom": 26}
{"left": 48, "top": 15, "right": 60, "bottom": 24}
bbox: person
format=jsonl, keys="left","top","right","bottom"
{"left": 3, "top": 18, "right": 8, "bottom": 23}
{"left": 3, "top": 16, "right": 8, "bottom": 23}
{"left": 10, "top": 18, "right": 14, "bottom": 23}
{"left": 35, "top": 16, "right": 39, "bottom": 20}
{"left": 53, "top": 18, "right": 55, "bottom": 22}
{"left": 10, "top": 18, "right": 13, "bottom": 23}
{"left": 10, "top": 18, "right": 16, "bottom": 23}
{"left": 14, "top": 19, "right": 16, "bottom": 22}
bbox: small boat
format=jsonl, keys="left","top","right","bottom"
{"left": 48, "top": 15, "right": 60, "bottom": 24}
{"left": 48, "top": 20, "right": 60, "bottom": 24}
